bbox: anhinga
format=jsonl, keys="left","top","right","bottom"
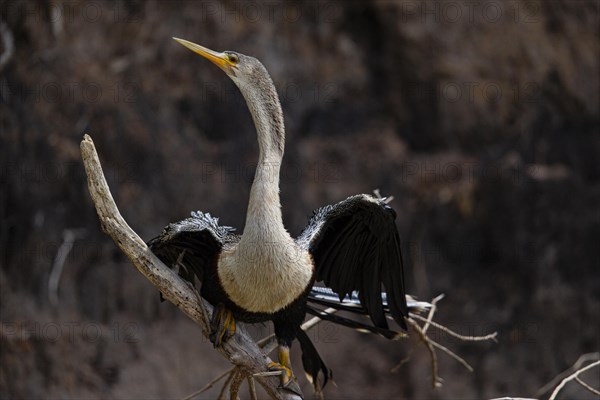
{"left": 149, "top": 38, "right": 409, "bottom": 394}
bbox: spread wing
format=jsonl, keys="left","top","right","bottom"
{"left": 297, "top": 194, "right": 408, "bottom": 330}
{"left": 148, "top": 211, "right": 237, "bottom": 287}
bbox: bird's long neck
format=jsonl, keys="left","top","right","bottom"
{"left": 237, "top": 74, "right": 289, "bottom": 245}
{"left": 216, "top": 66, "right": 314, "bottom": 313}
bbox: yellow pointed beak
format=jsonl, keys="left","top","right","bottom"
{"left": 173, "top": 37, "right": 233, "bottom": 71}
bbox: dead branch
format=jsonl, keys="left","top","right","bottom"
{"left": 0, "top": 20, "right": 15, "bottom": 73}
{"left": 407, "top": 317, "right": 442, "bottom": 388}
{"left": 184, "top": 308, "right": 340, "bottom": 400}
{"left": 536, "top": 352, "right": 600, "bottom": 398}
{"left": 548, "top": 358, "right": 600, "bottom": 400}
{"left": 48, "top": 228, "right": 87, "bottom": 306}
{"left": 248, "top": 376, "right": 258, "bottom": 400}
{"left": 398, "top": 294, "right": 497, "bottom": 389}
{"left": 421, "top": 293, "right": 444, "bottom": 333}
{"left": 218, "top": 372, "right": 236, "bottom": 400}
{"left": 181, "top": 369, "right": 233, "bottom": 400}
{"left": 229, "top": 367, "right": 246, "bottom": 400}
{"left": 575, "top": 376, "right": 600, "bottom": 396}
{"left": 80, "top": 134, "right": 301, "bottom": 400}
{"left": 410, "top": 313, "right": 498, "bottom": 342}
{"left": 493, "top": 353, "right": 600, "bottom": 400}
{"left": 575, "top": 376, "right": 600, "bottom": 397}
{"left": 488, "top": 398, "right": 537, "bottom": 400}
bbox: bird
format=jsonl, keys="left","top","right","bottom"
{"left": 148, "top": 37, "right": 409, "bottom": 395}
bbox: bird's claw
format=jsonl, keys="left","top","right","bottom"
{"left": 268, "top": 362, "right": 302, "bottom": 395}
{"left": 209, "top": 304, "right": 236, "bottom": 348}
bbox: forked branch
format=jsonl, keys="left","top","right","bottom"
{"left": 80, "top": 134, "right": 301, "bottom": 400}
{"left": 402, "top": 295, "right": 498, "bottom": 389}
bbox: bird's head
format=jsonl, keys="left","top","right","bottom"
{"left": 173, "top": 37, "right": 285, "bottom": 156}
{"left": 173, "top": 37, "right": 269, "bottom": 92}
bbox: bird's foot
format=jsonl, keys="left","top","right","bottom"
{"left": 209, "top": 304, "right": 236, "bottom": 348}
{"left": 268, "top": 362, "right": 302, "bottom": 395}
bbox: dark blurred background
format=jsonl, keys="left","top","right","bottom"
{"left": 1, "top": 1, "right": 599, "bottom": 399}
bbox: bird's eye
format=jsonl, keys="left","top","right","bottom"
{"left": 226, "top": 53, "right": 239, "bottom": 64}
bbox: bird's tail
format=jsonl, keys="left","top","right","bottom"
{"left": 306, "top": 286, "right": 431, "bottom": 339}
{"left": 296, "top": 329, "right": 332, "bottom": 393}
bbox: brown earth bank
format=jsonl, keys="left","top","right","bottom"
{"left": 1, "top": 1, "right": 599, "bottom": 399}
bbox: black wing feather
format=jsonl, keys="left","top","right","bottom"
{"left": 385, "top": 230, "right": 405, "bottom": 322}
{"left": 148, "top": 211, "right": 237, "bottom": 287}
{"left": 298, "top": 194, "right": 408, "bottom": 330}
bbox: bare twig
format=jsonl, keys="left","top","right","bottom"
{"left": 302, "top": 307, "right": 337, "bottom": 330}
{"left": 390, "top": 353, "right": 412, "bottom": 373}
{"left": 421, "top": 294, "right": 444, "bottom": 334}
{"left": 410, "top": 313, "right": 498, "bottom": 342}
{"left": 488, "top": 398, "right": 537, "bottom": 400}
{"left": 181, "top": 369, "right": 233, "bottom": 400}
{"left": 185, "top": 279, "right": 211, "bottom": 338}
{"left": 575, "top": 376, "right": 600, "bottom": 396}
{"left": 248, "top": 376, "right": 258, "bottom": 400}
{"left": 229, "top": 367, "right": 246, "bottom": 400}
{"left": 80, "top": 134, "right": 301, "bottom": 400}
{"left": 548, "top": 359, "right": 600, "bottom": 400}
{"left": 536, "top": 352, "right": 600, "bottom": 398}
{"left": 253, "top": 371, "right": 283, "bottom": 377}
{"left": 0, "top": 21, "right": 15, "bottom": 73}
{"left": 48, "top": 228, "right": 86, "bottom": 306}
{"left": 258, "top": 307, "right": 338, "bottom": 356}
{"left": 394, "top": 294, "right": 496, "bottom": 389}
{"left": 407, "top": 317, "right": 442, "bottom": 388}
{"left": 256, "top": 334, "right": 276, "bottom": 349}
{"left": 218, "top": 371, "right": 235, "bottom": 400}
{"left": 429, "top": 339, "right": 473, "bottom": 372}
